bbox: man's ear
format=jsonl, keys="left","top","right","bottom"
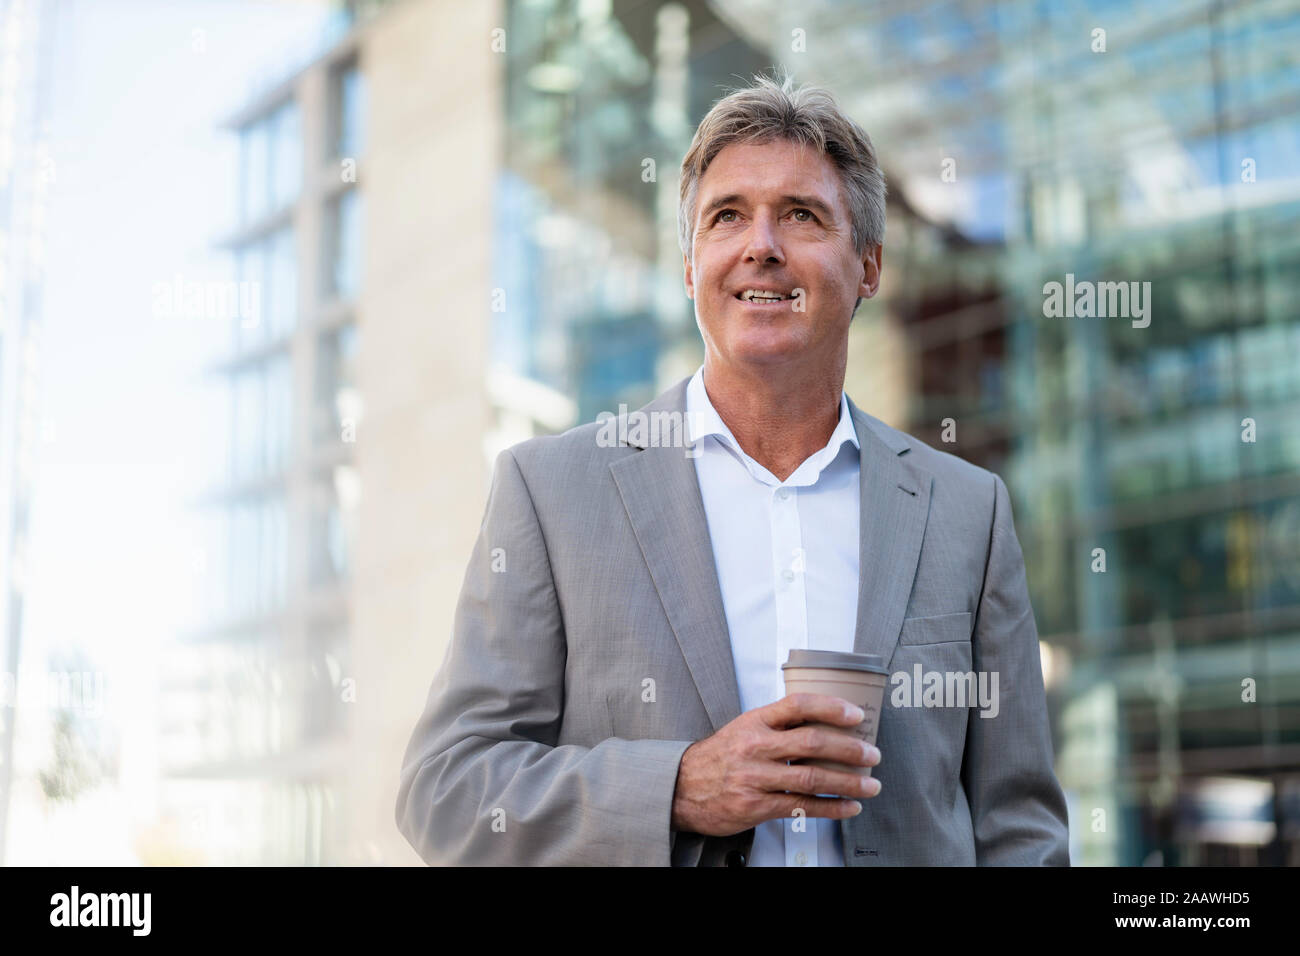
{"left": 858, "top": 243, "right": 883, "bottom": 300}
{"left": 683, "top": 252, "right": 695, "bottom": 300}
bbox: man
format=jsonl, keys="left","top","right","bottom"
{"left": 396, "top": 73, "right": 1070, "bottom": 866}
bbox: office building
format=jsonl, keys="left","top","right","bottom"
{"left": 174, "top": 0, "right": 497, "bottom": 864}
{"left": 495, "top": 0, "right": 1300, "bottom": 865}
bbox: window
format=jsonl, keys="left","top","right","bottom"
{"left": 228, "top": 502, "right": 259, "bottom": 618}
{"left": 234, "top": 227, "right": 296, "bottom": 352}
{"left": 261, "top": 495, "right": 288, "bottom": 611}
{"left": 224, "top": 496, "right": 287, "bottom": 620}
{"left": 331, "top": 62, "right": 365, "bottom": 160}
{"left": 313, "top": 322, "right": 359, "bottom": 446}
{"left": 229, "top": 355, "right": 291, "bottom": 483}
{"left": 263, "top": 354, "right": 292, "bottom": 477}
{"left": 234, "top": 240, "right": 267, "bottom": 353}
{"left": 238, "top": 99, "right": 301, "bottom": 225}
{"left": 240, "top": 121, "right": 269, "bottom": 225}
{"left": 308, "top": 474, "right": 354, "bottom": 587}
{"left": 269, "top": 101, "right": 302, "bottom": 212}
{"left": 267, "top": 227, "right": 298, "bottom": 341}
{"left": 232, "top": 368, "right": 264, "bottom": 483}
{"left": 325, "top": 188, "right": 362, "bottom": 301}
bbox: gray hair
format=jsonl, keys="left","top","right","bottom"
{"left": 677, "top": 71, "right": 887, "bottom": 265}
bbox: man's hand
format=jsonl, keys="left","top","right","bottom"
{"left": 669, "top": 693, "right": 883, "bottom": 837}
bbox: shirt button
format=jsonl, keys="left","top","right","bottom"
{"left": 794, "top": 851, "right": 808, "bottom": 866}
{"left": 782, "top": 568, "right": 795, "bottom": 583}
{"left": 777, "top": 487, "right": 791, "bottom": 500}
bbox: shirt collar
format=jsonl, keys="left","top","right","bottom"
{"left": 685, "top": 364, "right": 860, "bottom": 485}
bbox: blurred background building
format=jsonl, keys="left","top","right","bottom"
{"left": 167, "top": 0, "right": 497, "bottom": 863}
{"left": 6, "top": 0, "right": 1297, "bottom": 866}
{"left": 165, "top": 5, "right": 365, "bottom": 862}
{"left": 0, "top": 0, "right": 56, "bottom": 864}
{"left": 480, "top": 0, "right": 1300, "bottom": 867}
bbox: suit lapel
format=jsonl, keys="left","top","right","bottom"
{"left": 609, "top": 378, "right": 744, "bottom": 733}
{"left": 841, "top": 396, "right": 933, "bottom": 865}
{"left": 847, "top": 396, "right": 933, "bottom": 668}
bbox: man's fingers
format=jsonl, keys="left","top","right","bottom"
{"left": 761, "top": 724, "right": 880, "bottom": 767}
{"left": 768, "top": 760, "right": 882, "bottom": 801}
{"left": 760, "top": 692, "right": 865, "bottom": 730}
{"left": 766, "top": 792, "right": 867, "bottom": 822}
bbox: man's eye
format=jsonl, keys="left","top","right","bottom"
{"left": 712, "top": 208, "right": 813, "bottom": 224}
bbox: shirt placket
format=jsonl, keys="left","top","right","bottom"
{"left": 770, "top": 482, "right": 816, "bottom": 867}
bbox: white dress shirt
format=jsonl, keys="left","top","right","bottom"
{"left": 685, "top": 364, "right": 861, "bottom": 867}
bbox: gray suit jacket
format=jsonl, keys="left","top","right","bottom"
{"left": 396, "top": 376, "right": 1071, "bottom": 865}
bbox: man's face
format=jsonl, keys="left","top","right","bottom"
{"left": 684, "top": 138, "right": 882, "bottom": 372}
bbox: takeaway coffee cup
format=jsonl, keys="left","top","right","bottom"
{"left": 781, "top": 649, "right": 889, "bottom": 777}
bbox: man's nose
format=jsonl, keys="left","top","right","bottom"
{"left": 743, "top": 214, "right": 784, "bottom": 264}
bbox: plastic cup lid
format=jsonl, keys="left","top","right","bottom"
{"left": 781, "top": 649, "right": 888, "bottom": 674}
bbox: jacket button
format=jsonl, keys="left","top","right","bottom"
{"left": 725, "top": 850, "right": 747, "bottom": 867}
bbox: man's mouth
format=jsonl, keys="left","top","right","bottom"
{"left": 735, "top": 289, "right": 794, "bottom": 303}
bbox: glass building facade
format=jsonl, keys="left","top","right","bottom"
{"left": 172, "top": 11, "right": 368, "bottom": 865}
{"left": 495, "top": 0, "right": 1300, "bottom": 865}
{"left": 495, "top": 0, "right": 776, "bottom": 425}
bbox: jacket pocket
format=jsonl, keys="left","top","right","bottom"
{"left": 897, "top": 611, "right": 971, "bottom": 645}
